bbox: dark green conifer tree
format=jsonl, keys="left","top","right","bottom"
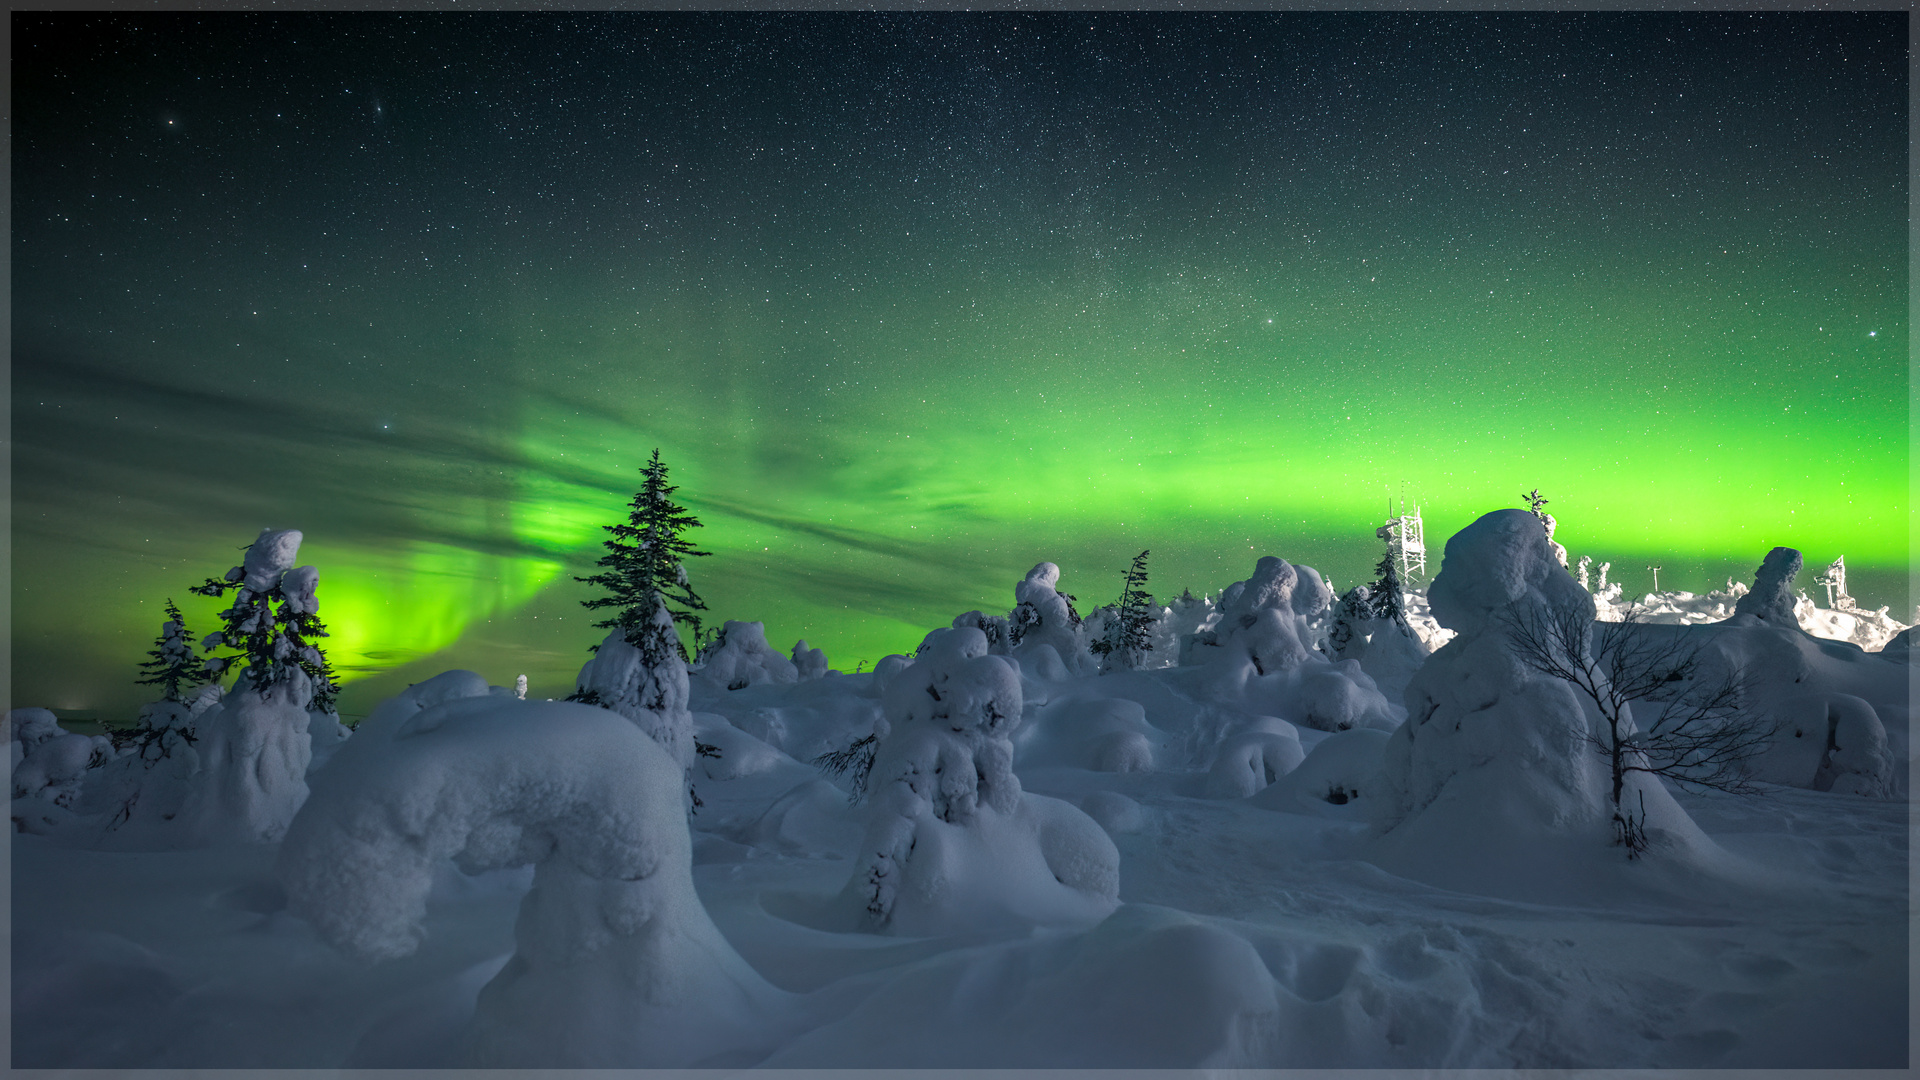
{"left": 135, "top": 599, "right": 201, "bottom": 703}
{"left": 576, "top": 448, "right": 711, "bottom": 658}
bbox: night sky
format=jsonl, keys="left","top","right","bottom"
{"left": 13, "top": 12, "right": 1908, "bottom": 721}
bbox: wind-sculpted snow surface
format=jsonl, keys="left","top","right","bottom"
{"left": 1371, "top": 509, "right": 1722, "bottom": 899}
{"left": 277, "top": 677, "right": 791, "bottom": 1067}
{"left": 845, "top": 626, "right": 1120, "bottom": 935}
{"left": 12, "top": 540, "right": 1912, "bottom": 1070}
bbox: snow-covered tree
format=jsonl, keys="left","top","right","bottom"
{"left": 134, "top": 599, "right": 201, "bottom": 704}
{"left": 189, "top": 529, "right": 338, "bottom": 710}
{"left": 576, "top": 448, "right": 710, "bottom": 658}
{"left": 1326, "top": 585, "right": 1372, "bottom": 661}
{"left": 1366, "top": 524, "right": 1410, "bottom": 629}
{"left": 1007, "top": 562, "right": 1092, "bottom": 675}
{"left": 842, "top": 627, "right": 1119, "bottom": 935}
{"left": 1522, "top": 488, "right": 1568, "bottom": 567}
{"left": 1089, "top": 549, "right": 1154, "bottom": 672}
{"left": 573, "top": 595, "right": 696, "bottom": 771}
{"left": 1503, "top": 602, "right": 1769, "bottom": 856}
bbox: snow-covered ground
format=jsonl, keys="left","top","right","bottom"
{"left": 10, "top": 524, "right": 1912, "bottom": 1068}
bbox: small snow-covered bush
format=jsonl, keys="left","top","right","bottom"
{"left": 278, "top": 677, "right": 789, "bottom": 1067}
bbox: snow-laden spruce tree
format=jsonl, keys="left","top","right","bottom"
{"left": 841, "top": 626, "right": 1119, "bottom": 935}
{"left": 277, "top": 676, "right": 792, "bottom": 1067}
{"left": 1326, "top": 521, "right": 1433, "bottom": 705}
{"left": 1523, "top": 487, "right": 1569, "bottom": 568}
{"left": 572, "top": 449, "right": 709, "bottom": 770}
{"left": 135, "top": 528, "right": 335, "bottom": 846}
{"left": 135, "top": 600, "right": 202, "bottom": 706}
{"left": 191, "top": 530, "right": 340, "bottom": 713}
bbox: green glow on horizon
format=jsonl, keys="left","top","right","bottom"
{"left": 300, "top": 541, "right": 563, "bottom": 681}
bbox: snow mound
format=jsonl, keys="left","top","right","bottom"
{"left": 277, "top": 685, "right": 791, "bottom": 1067}
{"left": 765, "top": 904, "right": 1281, "bottom": 1067}
{"left": 698, "top": 620, "right": 801, "bottom": 690}
{"left": 842, "top": 626, "right": 1120, "bottom": 935}
{"left": 124, "top": 669, "right": 315, "bottom": 848}
{"left": 1371, "top": 509, "right": 1721, "bottom": 898}
{"left": 1250, "top": 727, "right": 1390, "bottom": 816}
{"left": 1017, "top": 695, "right": 1161, "bottom": 773}
{"left": 10, "top": 709, "right": 112, "bottom": 834}
{"left": 1204, "top": 725, "right": 1305, "bottom": 799}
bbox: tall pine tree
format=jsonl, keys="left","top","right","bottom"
{"left": 577, "top": 448, "right": 711, "bottom": 658}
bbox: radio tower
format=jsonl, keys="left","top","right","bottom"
{"left": 1383, "top": 489, "right": 1427, "bottom": 584}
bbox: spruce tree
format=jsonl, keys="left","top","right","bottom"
{"left": 135, "top": 600, "right": 201, "bottom": 703}
{"left": 190, "top": 535, "right": 339, "bottom": 709}
{"left": 577, "top": 448, "right": 711, "bottom": 658}
{"left": 1366, "top": 523, "right": 1410, "bottom": 628}
{"left": 1091, "top": 549, "right": 1154, "bottom": 671}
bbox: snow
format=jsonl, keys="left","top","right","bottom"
{"left": 278, "top": 679, "right": 793, "bottom": 1066}
{"left": 573, "top": 606, "right": 695, "bottom": 770}
{"left": 695, "top": 618, "right": 802, "bottom": 690}
{"left": 10, "top": 518, "right": 1912, "bottom": 1068}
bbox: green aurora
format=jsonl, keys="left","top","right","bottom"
{"left": 11, "top": 13, "right": 1907, "bottom": 720}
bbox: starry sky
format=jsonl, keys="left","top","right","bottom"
{"left": 13, "top": 12, "right": 1908, "bottom": 720}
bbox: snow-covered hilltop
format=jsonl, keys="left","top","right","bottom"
{"left": 9, "top": 514, "right": 1911, "bottom": 1069}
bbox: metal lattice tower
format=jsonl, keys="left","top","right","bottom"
{"left": 1384, "top": 493, "right": 1427, "bottom": 583}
